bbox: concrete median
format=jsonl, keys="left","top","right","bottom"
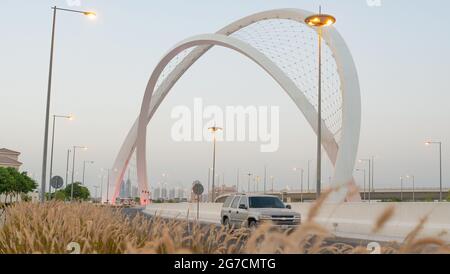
{"left": 144, "top": 202, "right": 450, "bottom": 243}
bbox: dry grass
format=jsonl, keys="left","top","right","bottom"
{"left": 0, "top": 200, "right": 449, "bottom": 254}
{"left": 0, "top": 202, "right": 248, "bottom": 254}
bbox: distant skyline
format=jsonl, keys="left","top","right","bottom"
{"left": 1, "top": 0, "right": 449, "bottom": 194}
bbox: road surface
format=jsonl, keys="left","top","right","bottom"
{"left": 121, "top": 207, "right": 397, "bottom": 250}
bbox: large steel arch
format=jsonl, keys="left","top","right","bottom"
{"left": 108, "top": 8, "right": 361, "bottom": 205}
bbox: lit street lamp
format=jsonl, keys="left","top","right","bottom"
{"left": 425, "top": 141, "right": 443, "bottom": 202}
{"left": 82, "top": 160, "right": 94, "bottom": 185}
{"left": 48, "top": 114, "right": 73, "bottom": 196}
{"left": 208, "top": 126, "right": 222, "bottom": 202}
{"left": 40, "top": 6, "right": 96, "bottom": 202}
{"left": 305, "top": 8, "right": 336, "bottom": 199}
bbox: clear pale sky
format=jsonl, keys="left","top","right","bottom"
{"left": 1, "top": 0, "right": 449, "bottom": 194}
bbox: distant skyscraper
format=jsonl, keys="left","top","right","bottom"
{"left": 119, "top": 179, "right": 126, "bottom": 198}
{"left": 169, "top": 188, "right": 176, "bottom": 199}
{"left": 161, "top": 185, "right": 168, "bottom": 200}
{"left": 153, "top": 186, "right": 161, "bottom": 200}
{"left": 125, "top": 178, "right": 132, "bottom": 198}
{"left": 131, "top": 186, "right": 138, "bottom": 198}
{"left": 177, "top": 188, "right": 186, "bottom": 199}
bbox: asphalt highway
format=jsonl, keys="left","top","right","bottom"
{"left": 121, "top": 206, "right": 398, "bottom": 251}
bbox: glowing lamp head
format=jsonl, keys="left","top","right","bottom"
{"left": 83, "top": 11, "right": 97, "bottom": 19}
{"left": 305, "top": 14, "right": 336, "bottom": 28}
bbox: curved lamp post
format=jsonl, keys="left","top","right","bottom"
{"left": 208, "top": 126, "right": 222, "bottom": 202}
{"left": 40, "top": 7, "right": 96, "bottom": 202}
{"left": 305, "top": 9, "right": 336, "bottom": 199}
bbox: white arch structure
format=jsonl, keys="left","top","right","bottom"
{"left": 108, "top": 9, "right": 361, "bottom": 205}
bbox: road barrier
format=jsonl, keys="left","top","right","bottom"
{"left": 144, "top": 202, "right": 450, "bottom": 243}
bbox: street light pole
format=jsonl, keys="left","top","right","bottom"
{"left": 237, "top": 169, "right": 240, "bottom": 194}
{"left": 426, "top": 141, "right": 443, "bottom": 202}
{"left": 305, "top": 8, "right": 336, "bottom": 199}
{"left": 293, "top": 168, "right": 304, "bottom": 202}
{"left": 71, "top": 146, "right": 87, "bottom": 201}
{"left": 40, "top": 7, "right": 57, "bottom": 202}
{"left": 100, "top": 172, "right": 104, "bottom": 203}
{"left": 106, "top": 169, "right": 110, "bottom": 204}
{"left": 65, "top": 149, "right": 71, "bottom": 190}
{"left": 48, "top": 115, "right": 72, "bottom": 195}
{"left": 356, "top": 169, "right": 366, "bottom": 201}
{"left": 307, "top": 160, "right": 311, "bottom": 192}
{"left": 359, "top": 159, "right": 372, "bottom": 202}
{"left": 207, "top": 168, "right": 211, "bottom": 201}
{"left": 40, "top": 6, "right": 96, "bottom": 202}
{"left": 407, "top": 175, "right": 415, "bottom": 202}
{"left": 247, "top": 173, "right": 252, "bottom": 193}
{"left": 256, "top": 176, "right": 261, "bottom": 193}
{"left": 371, "top": 156, "right": 375, "bottom": 197}
{"left": 400, "top": 176, "right": 404, "bottom": 202}
{"left": 264, "top": 165, "right": 267, "bottom": 194}
{"left": 82, "top": 160, "right": 94, "bottom": 185}
{"left": 93, "top": 186, "right": 99, "bottom": 201}
{"left": 271, "top": 176, "right": 275, "bottom": 192}
{"left": 209, "top": 126, "right": 222, "bottom": 202}
{"left": 301, "top": 169, "right": 304, "bottom": 202}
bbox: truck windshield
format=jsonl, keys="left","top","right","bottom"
{"left": 249, "top": 197, "right": 285, "bottom": 209}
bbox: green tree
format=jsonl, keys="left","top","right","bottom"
{"left": 0, "top": 167, "right": 37, "bottom": 203}
{"left": 63, "top": 182, "right": 90, "bottom": 201}
{"left": 0, "top": 168, "right": 14, "bottom": 202}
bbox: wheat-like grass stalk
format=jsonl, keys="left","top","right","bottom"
{"left": 1, "top": 201, "right": 449, "bottom": 254}
{"left": 372, "top": 205, "right": 396, "bottom": 234}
